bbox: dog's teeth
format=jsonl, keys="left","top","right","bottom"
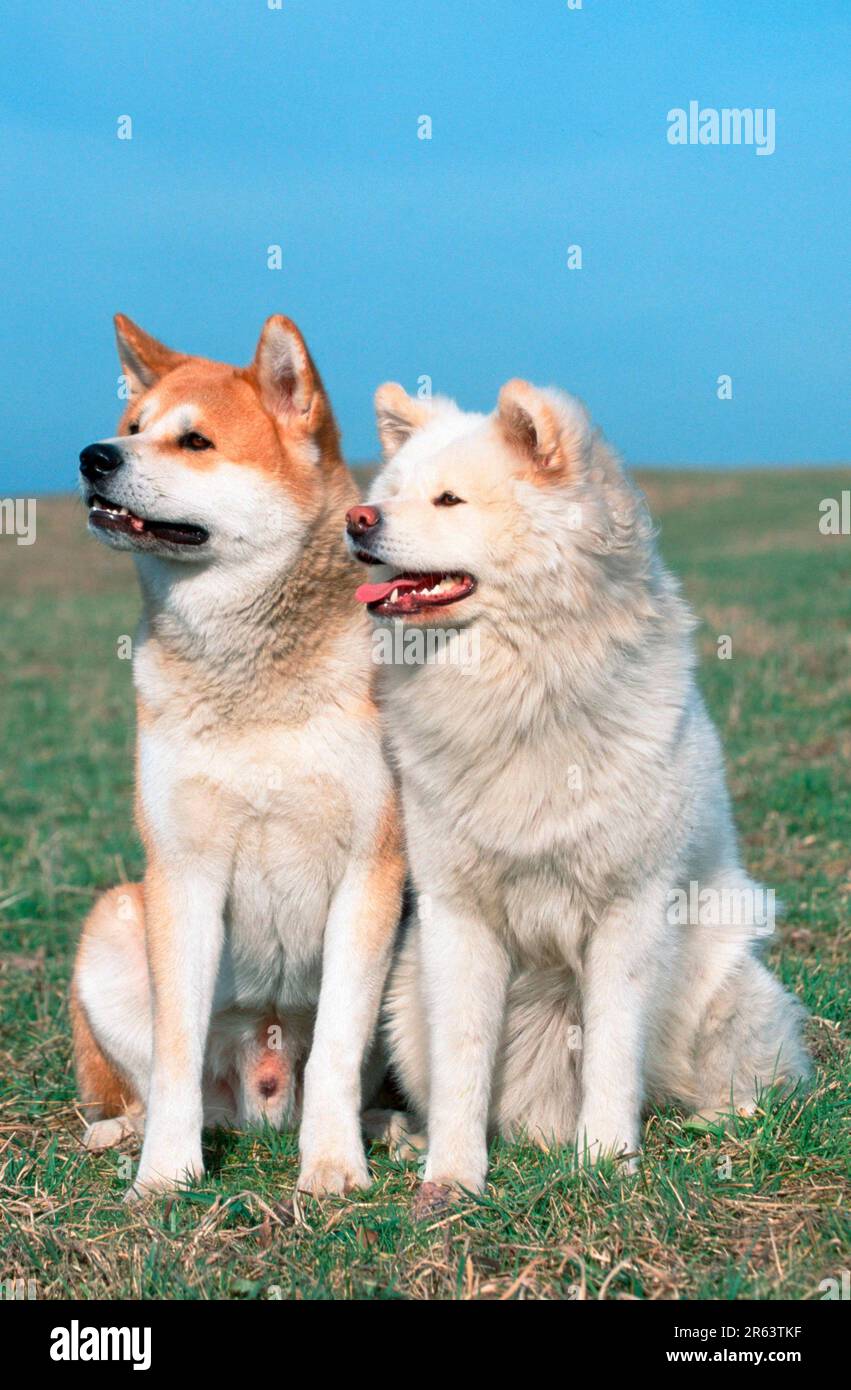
{"left": 390, "top": 588, "right": 399, "bottom": 603}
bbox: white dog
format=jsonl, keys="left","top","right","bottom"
{"left": 346, "top": 378, "right": 811, "bottom": 1197}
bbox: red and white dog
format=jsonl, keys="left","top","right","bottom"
{"left": 72, "top": 314, "right": 404, "bottom": 1197}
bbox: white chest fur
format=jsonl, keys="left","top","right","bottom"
{"left": 137, "top": 699, "right": 380, "bottom": 1011}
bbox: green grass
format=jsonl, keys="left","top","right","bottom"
{"left": 1, "top": 472, "right": 849, "bottom": 1300}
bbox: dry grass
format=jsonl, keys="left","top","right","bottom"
{"left": 1, "top": 470, "right": 849, "bottom": 1299}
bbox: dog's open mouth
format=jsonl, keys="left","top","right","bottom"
{"left": 355, "top": 572, "right": 476, "bottom": 616}
{"left": 88, "top": 495, "right": 208, "bottom": 546}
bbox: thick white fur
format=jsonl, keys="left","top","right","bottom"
{"left": 360, "top": 384, "right": 811, "bottom": 1191}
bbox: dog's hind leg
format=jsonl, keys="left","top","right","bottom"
{"left": 688, "top": 953, "right": 811, "bottom": 1119}
{"left": 646, "top": 896, "right": 811, "bottom": 1120}
{"left": 72, "top": 884, "right": 151, "bottom": 1151}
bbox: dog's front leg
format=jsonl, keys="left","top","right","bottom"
{"left": 298, "top": 826, "right": 404, "bottom": 1196}
{"left": 420, "top": 899, "right": 510, "bottom": 1195}
{"left": 576, "top": 885, "right": 667, "bottom": 1167}
{"left": 130, "top": 857, "right": 227, "bottom": 1198}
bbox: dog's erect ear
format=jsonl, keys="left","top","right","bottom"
{"left": 252, "top": 316, "right": 325, "bottom": 432}
{"left": 114, "top": 315, "right": 186, "bottom": 399}
{"left": 374, "top": 383, "right": 433, "bottom": 459}
{"left": 497, "top": 379, "right": 589, "bottom": 482}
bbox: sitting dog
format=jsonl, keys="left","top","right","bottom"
{"left": 72, "top": 314, "right": 404, "bottom": 1197}
{"left": 347, "top": 378, "right": 811, "bottom": 1197}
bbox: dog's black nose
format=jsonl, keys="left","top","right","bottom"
{"left": 79, "top": 442, "right": 124, "bottom": 481}
{"left": 346, "top": 504, "right": 381, "bottom": 537}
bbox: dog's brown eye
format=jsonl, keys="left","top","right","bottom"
{"left": 127, "top": 421, "right": 140, "bottom": 435}
{"left": 179, "top": 431, "right": 214, "bottom": 451}
{"left": 434, "top": 491, "right": 464, "bottom": 507}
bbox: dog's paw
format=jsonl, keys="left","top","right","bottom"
{"left": 124, "top": 1169, "right": 199, "bottom": 1203}
{"left": 576, "top": 1146, "right": 640, "bottom": 1174}
{"left": 127, "top": 1144, "right": 203, "bottom": 1201}
{"left": 412, "top": 1181, "right": 456, "bottom": 1221}
{"left": 575, "top": 1122, "right": 640, "bottom": 1173}
{"left": 422, "top": 1143, "right": 488, "bottom": 1197}
{"left": 362, "top": 1108, "right": 427, "bottom": 1162}
{"left": 297, "top": 1151, "right": 371, "bottom": 1197}
{"left": 689, "top": 1102, "right": 755, "bottom": 1129}
{"left": 82, "top": 1114, "right": 140, "bottom": 1153}
{"left": 392, "top": 1130, "right": 427, "bottom": 1163}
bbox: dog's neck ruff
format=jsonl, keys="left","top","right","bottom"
{"left": 136, "top": 503, "right": 367, "bottom": 721}
{"left": 382, "top": 551, "right": 696, "bottom": 766}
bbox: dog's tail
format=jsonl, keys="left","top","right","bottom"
{"left": 491, "top": 967, "right": 583, "bottom": 1145}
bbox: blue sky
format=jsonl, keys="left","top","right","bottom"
{"left": 1, "top": 0, "right": 848, "bottom": 494}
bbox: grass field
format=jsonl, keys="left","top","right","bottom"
{"left": 1, "top": 470, "right": 849, "bottom": 1301}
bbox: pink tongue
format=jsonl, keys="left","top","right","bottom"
{"left": 355, "top": 575, "right": 422, "bottom": 605}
